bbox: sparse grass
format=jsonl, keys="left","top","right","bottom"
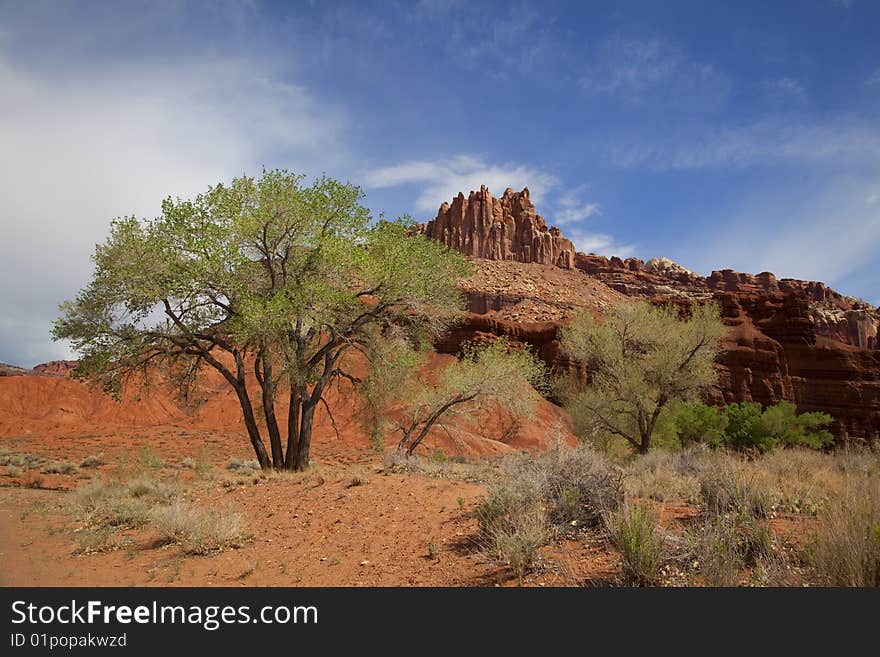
{"left": 6, "top": 464, "right": 22, "bottom": 477}
{"left": 137, "top": 445, "right": 165, "bottom": 470}
{"left": 149, "top": 499, "right": 247, "bottom": 555}
{"left": 79, "top": 454, "right": 106, "bottom": 468}
{"left": 71, "top": 475, "right": 176, "bottom": 529}
{"left": 427, "top": 538, "right": 439, "bottom": 559}
{"left": 687, "top": 512, "right": 776, "bottom": 586}
{"left": 73, "top": 527, "right": 131, "bottom": 555}
{"left": 22, "top": 472, "right": 45, "bottom": 489}
{"left": 811, "top": 474, "right": 880, "bottom": 586}
{"left": 606, "top": 503, "right": 664, "bottom": 586}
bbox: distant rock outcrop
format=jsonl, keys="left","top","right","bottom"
{"left": 420, "top": 186, "right": 575, "bottom": 268}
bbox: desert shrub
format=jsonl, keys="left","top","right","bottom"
{"left": 41, "top": 460, "right": 79, "bottom": 475}
{"left": 0, "top": 450, "right": 45, "bottom": 470}
{"left": 6, "top": 465, "right": 22, "bottom": 477}
{"left": 73, "top": 480, "right": 151, "bottom": 528}
{"left": 607, "top": 503, "right": 664, "bottom": 586}
{"left": 476, "top": 473, "right": 548, "bottom": 579}
{"left": 697, "top": 455, "right": 772, "bottom": 518}
{"left": 672, "top": 401, "right": 728, "bottom": 448}
{"left": 722, "top": 401, "right": 832, "bottom": 453}
{"left": 811, "top": 476, "right": 880, "bottom": 586}
{"left": 687, "top": 512, "right": 775, "bottom": 586}
{"left": 79, "top": 454, "right": 105, "bottom": 468}
{"left": 72, "top": 475, "right": 175, "bottom": 529}
{"left": 149, "top": 499, "right": 247, "bottom": 555}
{"left": 500, "top": 443, "right": 623, "bottom": 529}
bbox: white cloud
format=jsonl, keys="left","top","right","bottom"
{"left": 565, "top": 228, "right": 636, "bottom": 259}
{"left": 362, "top": 155, "right": 559, "bottom": 214}
{"left": 0, "top": 53, "right": 350, "bottom": 366}
{"left": 555, "top": 184, "right": 601, "bottom": 224}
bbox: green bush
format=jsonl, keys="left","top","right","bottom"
{"left": 672, "top": 401, "right": 728, "bottom": 448}
{"left": 670, "top": 401, "right": 833, "bottom": 453}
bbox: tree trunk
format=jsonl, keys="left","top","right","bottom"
{"left": 233, "top": 384, "right": 272, "bottom": 469}
{"left": 294, "top": 399, "right": 317, "bottom": 471}
{"left": 284, "top": 389, "right": 301, "bottom": 470}
{"left": 257, "top": 354, "right": 284, "bottom": 468}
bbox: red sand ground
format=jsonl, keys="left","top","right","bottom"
{"left": 0, "top": 365, "right": 614, "bottom": 587}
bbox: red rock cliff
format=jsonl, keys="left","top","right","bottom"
{"left": 420, "top": 186, "right": 575, "bottom": 268}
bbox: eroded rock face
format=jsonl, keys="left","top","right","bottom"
{"left": 420, "top": 186, "right": 575, "bottom": 268}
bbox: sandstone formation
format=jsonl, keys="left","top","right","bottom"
{"left": 420, "top": 186, "right": 575, "bottom": 268}
{"left": 424, "top": 185, "right": 880, "bottom": 442}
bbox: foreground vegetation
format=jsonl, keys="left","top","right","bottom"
{"left": 405, "top": 442, "right": 880, "bottom": 586}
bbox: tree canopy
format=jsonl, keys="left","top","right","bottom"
{"left": 560, "top": 300, "right": 726, "bottom": 454}
{"left": 54, "top": 169, "right": 472, "bottom": 470}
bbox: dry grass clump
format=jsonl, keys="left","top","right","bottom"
{"left": 605, "top": 503, "right": 665, "bottom": 586}
{"left": 41, "top": 460, "right": 80, "bottom": 475}
{"left": 810, "top": 474, "right": 880, "bottom": 586}
{"left": 71, "top": 475, "right": 177, "bottom": 530}
{"left": 624, "top": 449, "right": 701, "bottom": 502}
{"left": 686, "top": 512, "right": 777, "bottom": 586}
{"left": 79, "top": 454, "right": 106, "bottom": 468}
{"left": 695, "top": 453, "right": 773, "bottom": 518}
{"left": 150, "top": 499, "right": 248, "bottom": 555}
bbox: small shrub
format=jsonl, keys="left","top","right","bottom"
{"left": 721, "top": 401, "right": 833, "bottom": 453}
{"left": 149, "top": 499, "right": 247, "bottom": 555}
{"left": 226, "top": 458, "right": 260, "bottom": 473}
{"left": 41, "top": 461, "right": 79, "bottom": 475}
{"left": 137, "top": 445, "right": 165, "bottom": 470}
{"left": 80, "top": 454, "right": 106, "bottom": 468}
{"left": 181, "top": 457, "right": 195, "bottom": 469}
{"left": 811, "top": 476, "right": 880, "bottom": 586}
{"left": 6, "top": 465, "right": 22, "bottom": 477}
{"left": 607, "top": 503, "right": 664, "bottom": 586}
{"left": 73, "top": 527, "right": 126, "bottom": 555}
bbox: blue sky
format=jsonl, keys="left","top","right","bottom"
{"left": 1, "top": 0, "right": 878, "bottom": 365}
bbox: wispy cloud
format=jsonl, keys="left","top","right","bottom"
{"left": 565, "top": 228, "right": 636, "bottom": 259}
{"left": 611, "top": 116, "right": 880, "bottom": 171}
{"left": 0, "top": 52, "right": 349, "bottom": 366}
{"left": 362, "top": 155, "right": 559, "bottom": 214}
{"left": 555, "top": 184, "right": 601, "bottom": 224}
{"left": 764, "top": 76, "right": 807, "bottom": 101}
{"left": 687, "top": 175, "right": 880, "bottom": 297}
{"left": 579, "top": 34, "right": 728, "bottom": 109}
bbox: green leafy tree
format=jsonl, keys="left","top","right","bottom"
{"left": 53, "top": 169, "right": 471, "bottom": 470}
{"left": 672, "top": 401, "right": 729, "bottom": 448}
{"left": 393, "top": 339, "right": 548, "bottom": 457}
{"left": 560, "top": 301, "right": 726, "bottom": 454}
